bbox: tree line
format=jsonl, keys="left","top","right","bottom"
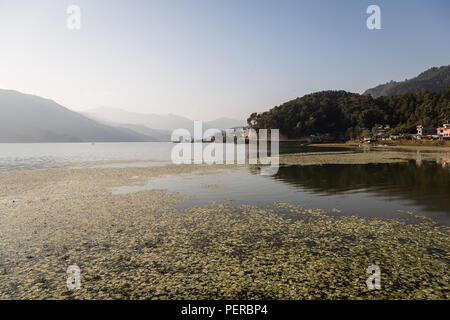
{"left": 247, "top": 86, "right": 450, "bottom": 139}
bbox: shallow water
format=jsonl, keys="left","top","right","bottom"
{"left": 0, "top": 142, "right": 174, "bottom": 171}
{"left": 0, "top": 142, "right": 351, "bottom": 171}
{"left": 2, "top": 142, "right": 450, "bottom": 225}
{"left": 113, "top": 161, "right": 450, "bottom": 225}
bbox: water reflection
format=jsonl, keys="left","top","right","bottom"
{"left": 114, "top": 158, "right": 450, "bottom": 225}
{"left": 264, "top": 160, "right": 450, "bottom": 215}
{"left": 414, "top": 150, "right": 450, "bottom": 169}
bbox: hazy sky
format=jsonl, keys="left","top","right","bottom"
{"left": 0, "top": 0, "right": 449, "bottom": 120}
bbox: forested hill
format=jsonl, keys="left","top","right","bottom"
{"left": 247, "top": 87, "right": 450, "bottom": 139}
{"left": 364, "top": 65, "right": 450, "bottom": 98}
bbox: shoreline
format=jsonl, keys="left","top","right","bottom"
{"left": 310, "top": 142, "right": 450, "bottom": 152}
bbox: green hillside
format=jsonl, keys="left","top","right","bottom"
{"left": 364, "top": 65, "right": 450, "bottom": 98}
{"left": 248, "top": 87, "right": 450, "bottom": 139}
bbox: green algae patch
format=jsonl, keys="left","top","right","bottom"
{"left": 279, "top": 148, "right": 450, "bottom": 166}
{"left": 279, "top": 151, "right": 412, "bottom": 166}
{"left": 200, "top": 184, "right": 225, "bottom": 189}
{"left": 0, "top": 166, "right": 448, "bottom": 299}
{"left": 0, "top": 196, "right": 448, "bottom": 299}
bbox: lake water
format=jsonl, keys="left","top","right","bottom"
{"left": 113, "top": 162, "right": 450, "bottom": 225}
{"left": 0, "top": 142, "right": 174, "bottom": 171}
{"left": 1, "top": 142, "right": 449, "bottom": 225}
{"left": 0, "top": 142, "right": 350, "bottom": 171}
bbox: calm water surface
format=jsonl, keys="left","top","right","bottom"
{"left": 0, "top": 142, "right": 174, "bottom": 171}
{"left": 0, "top": 142, "right": 349, "bottom": 171}
{"left": 113, "top": 162, "right": 450, "bottom": 225}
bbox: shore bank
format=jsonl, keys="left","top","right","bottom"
{"left": 279, "top": 150, "right": 412, "bottom": 166}
{"left": 310, "top": 142, "right": 450, "bottom": 151}
{"left": 280, "top": 146, "right": 450, "bottom": 166}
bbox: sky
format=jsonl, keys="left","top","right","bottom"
{"left": 0, "top": 0, "right": 449, "bottom": 121}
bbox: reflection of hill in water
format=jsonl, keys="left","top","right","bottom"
{"left": 261, "top": 161, "right": 450, "bottom": 214}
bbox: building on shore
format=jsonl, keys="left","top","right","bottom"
{"left": 363, "top": 137, "right": 376, "bottom": 143}
{"left": 416, "top": 125, "right": 438, "bottom": 139}
{"left": 376, "top": 125, "right": 390, "bottom": 138}
{"left": 217, "top": 126, "right": 288, "bottom": 142}
{"left": 437, "top": 123, "right": 450, "bottom": 139}
{"left": 416, "top": 125, "right": 437, "bottom": 136}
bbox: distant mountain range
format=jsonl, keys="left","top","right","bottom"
{"left": 0, "top": 89, "right": 158, "bottom": 143}
{"left": 83, "top": 107, "right": 246, "bottom": 133}
{"left": 0, "top": 89, "right": 245, "bottom": 143}
{"left": 364, "top": 65, "right": 450, "bottom": 98}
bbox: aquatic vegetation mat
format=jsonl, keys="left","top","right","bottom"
{"left": 279, "top": 151, "right": 414, "bottom": 165}
{"left": 0, "top": 166, "right": 448, "bottom": 299}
